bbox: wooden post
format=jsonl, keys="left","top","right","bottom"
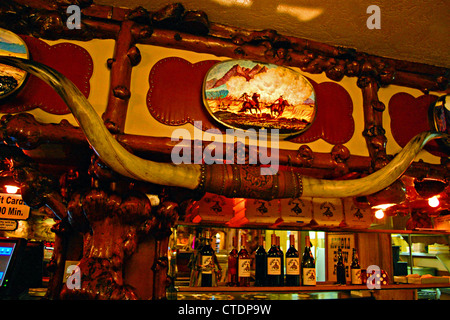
{"left": 102, "top": 20, "right": 140, "bottom": 133}
{"left": 358, "top": 74, "right": 388, "bottom": 170}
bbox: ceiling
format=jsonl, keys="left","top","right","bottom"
{"left": 96, "top": 0, "right": 449, "bottom": 68}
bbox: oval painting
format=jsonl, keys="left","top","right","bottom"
{"left": 203, "top": 60, "right": 316, "bottom": 137}
{"left": 0, "top": 28, "right": 29, "bottom": 100}
{"left": 429, "top": 94, "right": 450, "bottom": 152}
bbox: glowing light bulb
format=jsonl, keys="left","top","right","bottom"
{"left": 375, "top": 209, "right": 384, "bottom": 219}
{"left": 428, "top": 196, "right": 440, "bottom": 208}
{"left": 5, "top": 185, "right": 19, "bottom": 194}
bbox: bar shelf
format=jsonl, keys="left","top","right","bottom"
{"left": 178, "top": 222, "right": 450, "bottom": 236}
{"left": 177, "top": 282, "right": 450, "bottom": 292}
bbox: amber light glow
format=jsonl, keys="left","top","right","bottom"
{"left": 428, "top": 196, "right": 440, "bottom": 208}
{"left": 374, "top": 209, "right": 385, "bottom": 220}
{"left": 5, "top": 185, "right": 19, "bottom": 194}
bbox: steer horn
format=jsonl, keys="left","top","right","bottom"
{"left": 0, "top": 57, "right": 446, "bottom": 200}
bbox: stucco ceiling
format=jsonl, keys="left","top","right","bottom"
{"left": 96, "top": 0, "right": 449, "bottom": 68}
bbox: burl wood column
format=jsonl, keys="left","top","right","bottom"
{"left": 102, "top": 20, "right": 140, "bottom": 133}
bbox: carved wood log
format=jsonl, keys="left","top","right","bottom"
{"left": 0, "top": 1, "right": 447, "bottom": 91}
{"left": 102, "top": 20, "right": 138, "bottom": 133}
{"left": 1, "top": 113, "right": 447, "bottom": 180}
{"left": 358, "top": 74, "right": 388, "bottom": 169}
{"left": 55, "top": 184, "right": 179, "bottom": 299}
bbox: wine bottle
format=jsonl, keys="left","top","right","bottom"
{"left": 227, "top": 235, "right": 238, "bottom": 286}
{"left": 301, "top": 235, "right": 316, "bottom": 286}
{"left": 336, "top": 247, "right": 346, "bottom": 285}
{"left": 238, "top": 234, "right": 251, "bottom": 286}
{"left": 255, "top": 235, "right": 267, "bottom": 286}
{"left": 350, "top": 248, "right": 362, "bottom": 285}
{"left": 276, "top": 236, "right": 284, "bottom": 286}
{"left": 267, "top": 233, "right": 281, "bottom": 286}
{"left": 285, "top": 234, "right": 300, "bottom": 286}
{"left": 200, "top": 230, "right": 214, "bottom": 287}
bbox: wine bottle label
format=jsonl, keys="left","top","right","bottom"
{"left": 302, "top": 268, "right": 316, "bottom": 285}
{"left": 201, "top": 255, "right": 213, "bottom": 274}
{"left": 238, "top": 258, "right": 251, "bottom": 277}
{"left": 286, "top": 257, "right": 300, "bottom": 275}
{"left": 267, "top": 257, "right": 282, "bottom": 275}
{"left": 351, "top": 268, "right": 362, "bottom": 284}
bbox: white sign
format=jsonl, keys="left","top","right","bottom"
{"left": 0, "top": 219, "right": 18, "bottom": 231}
{"left": 0, "top": 193, "right": 30, "bottom": 220}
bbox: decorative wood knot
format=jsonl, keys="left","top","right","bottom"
{"left": 436, "top": 76, "right": 449, "bottom": 91}
{"left": 296, "top": 145, "right": 314, "bottom": 167}
{"left": 363, "top": 125, "right": 385, "bottom": 138}
{"left": 126, "top": 6, "right": 152, "bottom": 24}
{"left": 251, "top": 29, "right": 278, "bottom": 42}
{"left": 373, "top": 153, "right": 391, "bottom": 171}
{"left": 106, "top": 58, "right": 115, "bottom": 69}
{"left": 331, "top": 144, "right": 350, "bottom": 163}
{"left": 301, "top": 54, "right": 328, "bottom": 74}
{"left": 174, "top": 33, "right": 182, "bottom": 41}
{"left": 233, "top": 47, "right": 245, "bottom": 56}
{"left": 113, "top": 86, "right": 131, "bottom": 100}
{"left": 276, "top": 47, "right": 288, "bottom": 60}
{"left": 345, "top": 61, "right": 360, "bottom": 77}
{"left": 379, "top": 66, "right": 396, "bottom": 84}
{"left": 59, "top": 119, "right": 74, "bottom": 127}
{"left": 357, "top": 59, "right": 395, "bottom": 86}
{"left": 371, "top": 100, "right": 385, "bottom": 112}
{"left": 331, "top": 144, "right": 350, "bottom": 175}
{"left": 152, "top": 3, "right": 185, "bottom": 26}
{"left": 356, "top": 75, "right": 374, "bottom": 88}
{"left": 361, "top": 61, "right": 377, "bottom": 75}
{"left": 326, "top": 60, "right": 346, "bottom": 82}
{"left": 231, "top": 35, "right": 245, "bottom": 46}
{"left": 180, "top": 10, "right": 210, "bottom": 36}
{"left": 127, "top": 46, "right": 141, "bottom": 66}
{"left": 34, "top": 12, "right": 66, "bottom": 40}
{"left": 369, "top": 134, "right": 387, "bottom": 152}
{"left": 137, "top": 26, "right": 153, "bottom": 39}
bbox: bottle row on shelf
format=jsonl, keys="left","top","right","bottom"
{"left": 189, "top": 231, "right": 362, "bottom": 287}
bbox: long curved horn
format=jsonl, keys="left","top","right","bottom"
{"left": 1, "top": 57, "right": 445, "bottom": 200}
{"left": 301, "top": 131, "right": 442, "bottom": 198}
{"left": 201, "top": 130, "right": 445, "bottom": 200}
{"left": 0, "top": 57, "right": 201, "bottom": 190}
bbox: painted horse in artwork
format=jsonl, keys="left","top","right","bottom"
{"left": 238, "top": 92, "right": 261, "bottom": 115}
{"left": 267, "top": 96, "right": 289, "bottom": 118}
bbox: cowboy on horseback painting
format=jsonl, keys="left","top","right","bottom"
{"left": 238, "top": 92, "right": 261, "bottom": 115}
{"left": 267, "top": 95, "right": 289, "bottom": 118}
{"left": 203, "top": 60, "right": 317, "bottom": 136}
